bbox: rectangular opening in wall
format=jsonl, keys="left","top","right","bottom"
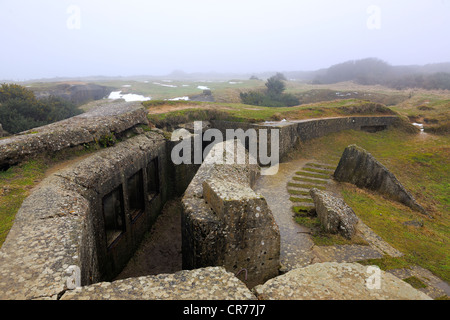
{"left": 103, "top": 186, "right": 126, "bottom": 248}
{"left": 128, "top": 170, "right": 145, "bottom": 222}
{"left": 147, "top": 157, "right": 160, "bottom": 201}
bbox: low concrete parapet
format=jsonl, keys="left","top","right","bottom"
{"left": 0, "top": 101, "right": 148, "bottom": 169}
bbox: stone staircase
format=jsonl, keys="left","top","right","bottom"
{"left": 287, "top": 162, "right": 335, "bottom": 214}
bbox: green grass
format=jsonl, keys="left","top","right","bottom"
{"left": 0, "top": 144, "right": 103, "bottom": 247}
{"left": 145, "top": 98, "right": 399, "bottom": 129}
{"left": 342, "top": 186, "right": 450, "bottom": 283}
{"left": 301, "top": 167, "right": 334, "bottom": 175}
{"left": 403, "top": 276, "right": 428, "bottom": 289}
{"left": 357, "top": 256, "right": 413, "bottom": 271}
{"left": 288, "top": 189, "right": 310, "bottom": 196}
{"left": 295, "top": 171, "right": 331, "bottom": 179}
{"left": 293, "top": 206, "right": 315, "bottom": 215}
{"left": 293, "top": 210, "right": 369, "bottom": 246}
{"left": 289, "top": 197, "right": 314, "bottom": 203}
{"left": 292, "top": 176, "right": 328, "bottom": 184}
{"left": 298, "top": 127, "right": 450, "bottom": 283}
{"left": 304, "top": 163, "right": 336, "bottom": 170}
{"left": 0, "top": 159, "right": 48, "bottom": 245}
{"left": 288, "top": 182, "right": 326, "bottom": 190}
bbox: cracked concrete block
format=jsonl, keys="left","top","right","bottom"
{"left": 201, "top": 178, "right": 280, "bottom": 288}
{"left": 334, "top": 145, "right": 428, "bottom": 216}
{"left": 310, "top": 188, "right": 359, "bottom": 239}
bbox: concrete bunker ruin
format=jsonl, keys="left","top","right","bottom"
{"left": 0, "top": 102, "right": 400, "bottom": 299}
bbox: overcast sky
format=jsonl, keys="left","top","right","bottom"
{"left": 1, "top": 0, "right": 449, "bottom": 80}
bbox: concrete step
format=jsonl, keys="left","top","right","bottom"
{"left": 288, "top": 182, "right": 326, "bottom": 191}
{"left": 295, "top": 171, "right": 332, "bottom": 180}
{"left": 292, "top": 176, "right": 329, "bottom": 184}
{"left": 304, "top": 163, "right": 336, "bottom": 171}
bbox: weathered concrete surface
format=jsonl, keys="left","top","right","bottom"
{"left": 0, "top": 176, "right": 88, "bottom": 300}
{"left": 182, "top": 140, "right": 280, "bottom": 288}
{"left": 202, "top": 179, "right": 280, "bottom": 288}
{"left": 388, "top": 266, "right": 450, "bottom": 299}
{"left": 254, "top": 158, "right": 316, "bottom": 272}
{"left": 61, "top": 267, "right": 256, "bottom": 300}
{"left": 334, "top": 145, "right": 428, "bottom": 215}
{"left": 0, "top": 101, "right": 148, "bottom": 169}
{"left": 212, "top": 116, "right": 399, "bottom": 162}
{"left": 0, "top": 131, "right": 170, "bottom": 299}
{"left": 253, "top": 263, "right": 432, "bottom": 300}
{"left": 310, "top": 188, "right": 359, "bottom": 239}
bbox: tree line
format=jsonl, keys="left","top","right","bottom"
{"left": 312, "top": 58, "right": 450, "bottom": 90}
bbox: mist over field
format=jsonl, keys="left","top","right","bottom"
{"left": 1, "top": 0, "right": 450, "bottom": 81}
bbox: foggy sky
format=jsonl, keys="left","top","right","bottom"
{"left": 1, "top": 0, "right": 449, "bottom": 80}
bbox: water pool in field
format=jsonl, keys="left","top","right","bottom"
{"left": 108, "top": 91, "right": 152, "bottom": 102}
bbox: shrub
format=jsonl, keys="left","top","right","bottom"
{"left": 240, "top": 75, "right": 299, "bottom": 108}
{"left": 0, "top": 84, "right": 82, "bottom": 134}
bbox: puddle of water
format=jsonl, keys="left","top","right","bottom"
{"left": 412, "top": 123, "right": 425, "bottom": 133}
{"left": 153, "top": 82, "right": 178, "bottom": 88}
{"left": 197, "top": 86, "right": 210, "bottom": 90}
{"left": 168, "top": 96, "right": 190, "bottom": 101}
{"left": 108, "top": 91, "right": 152, "bottom": 102}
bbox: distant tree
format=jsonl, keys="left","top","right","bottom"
{"left": 265, "top": 76, "right": 286, "bottom": 97}
{"left": 273, "top": 72, "right": 287, "bottom": 81}
{"left": 0, "top": 83, "right": 35, "bottom": 103}
{"left": 424, "top": 73, "right": 450, "bottom": 90}
{"left": 240, "top": 76, "right": 299, "bottom": 108}
{"left": 0, "top": 84, "right": 83, "bottom": 134}
{"left": 313, "top": 58, "right": 392, "bottom": 85}
{"left": 249, "top": 75, "right": 260, "bottom": 80}
{"left": 239, "top": 91, "right": 267, "bottom": 106}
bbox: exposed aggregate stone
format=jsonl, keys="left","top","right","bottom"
{"left": 61, "top": 267, "right": 256, "bottom": 300}
{"left": 253, "top": 262, "right": 432, "bottom": 300}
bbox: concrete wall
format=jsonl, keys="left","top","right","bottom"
{"left": 211, "top": 116, "right": 399, "bottom": 162}
{"left": 0, "top": 101, "right": 148, "bottom": 170}
{"left": 181, "top": 140, "right": 280, "bottom": 288}
{"left": 0, "top": 131, "right": 174, "bottom": 299}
